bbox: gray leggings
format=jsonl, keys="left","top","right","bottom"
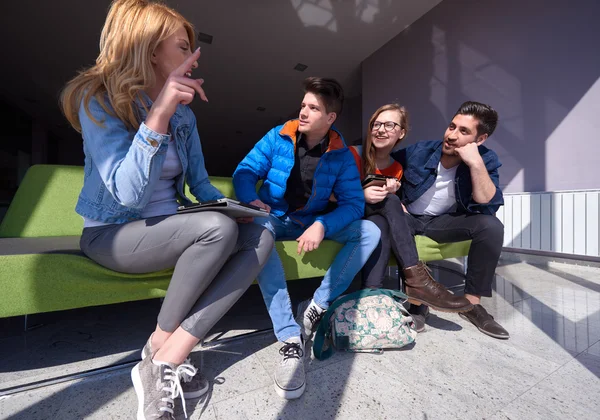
{"left": 80, "top": 212, "right": 273, "bottom": 339}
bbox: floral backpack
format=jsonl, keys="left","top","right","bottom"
{"left": 313, "top": 289, "right": 418, "bottom": 360}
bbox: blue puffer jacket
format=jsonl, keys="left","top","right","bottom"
{"left": 233, "top": 120, "right": 364, "bottom": 236}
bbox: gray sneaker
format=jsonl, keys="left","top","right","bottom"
{"left": 141, "top": 337, "right": 209, "bottom": 399}
{"left": 140, "top": 336, "right": 155, "bottom": 360}
{"left": 274, "top": 340, "right": 306, "bottom": 399}
{"left": 131, "top": 357, "right": 194, "bottom": 420}
{"left": 296, "top": 299, "right": 326, "bottom": 340}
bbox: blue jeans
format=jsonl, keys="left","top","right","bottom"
{"left": 254, "top": 215, "right": 380, "bottom": 342}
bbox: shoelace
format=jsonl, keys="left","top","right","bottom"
{"left": 161, "top": 363, "right": 197, "bottom": 419}
{"left": 305, "top": 306, "right": 324, "bottom": 328}
{"left": 421, "top": 264, "right": 435, "bottom": 281}
{"left": 418, "top": 264, "right": 449, "bottom": 297}
{"left": 181, "top": 357, "right": 197, "bottom": 383}
{"left": 148, "top": 335, "right": 197, "bottom": 384}
{"left": 279, "top": 342, "right": 304, "bottom": 363}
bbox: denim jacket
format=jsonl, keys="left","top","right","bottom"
{"left": 391, "top": 140, "right": 504, "bottom": 215}
{"left": 75, "top": 95, "right": 223, "bottom": 224}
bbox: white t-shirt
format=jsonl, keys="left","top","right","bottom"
{"left": 407, "top": 162, "right": 458, "bottom": 216}
{"left": 83, "top": 139, "right": 183, "bottom": 227}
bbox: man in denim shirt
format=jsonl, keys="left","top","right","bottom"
{"left": 391, "top": 101, "right": 508, "bottom": 339}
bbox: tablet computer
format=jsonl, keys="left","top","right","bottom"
{"left": 177, "top": 198, "right": 269, "bottom": 218}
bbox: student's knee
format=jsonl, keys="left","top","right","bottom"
{"left": 475, "top": 215, "right": 504, "bottom": 244}
{"left": 211, "top": 212, "right": 239, "bottom": 240}
{"left": 367, "top": 213, "right": 389, "bottom": 229}
{"left": 252, "top": 216, "right": 277, "bottom": 239}
{"left": 383, "top": 193, "right": 403, "bottom": 209}
{"left": 360, "top": 219, "right": 382, "bottom": 245}
{"left": 189, "top": 212, "right": 239, "bottom": 243}
{"left": 238, "top": 222, "right": 275, "bottom": 256}
{"left": 385, "top": 193, "right": 401, "bottom": 204}
{"left": 338, "top": 219, "right": 381, "bottom": 246}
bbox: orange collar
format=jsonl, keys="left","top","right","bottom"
{"left": 279, "top": 120, "right": 345, "bottom": 152}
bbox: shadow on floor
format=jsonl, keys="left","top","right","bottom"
{"left": 493, "top": 271, "right": 600, "bottom": 379}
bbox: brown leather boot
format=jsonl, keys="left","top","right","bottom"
{"left": 403, "top": 262, "right": 473, "bottom": 313}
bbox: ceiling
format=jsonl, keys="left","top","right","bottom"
{"left": 0, "top": 0, "right": 441, "bottom": 173}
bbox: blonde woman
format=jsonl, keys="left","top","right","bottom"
{"left": 60, "top": 1, "right": 273, "bottom": 418}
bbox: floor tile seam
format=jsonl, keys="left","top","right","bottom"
{"left": 208, "top": 355, "right": 357, "bottom": 410}
{"left": 192, "top": 403, "right": 219, "bottom": 420}
{"left": 305, "top": 353, "right": 357, "bottom": 373}
{"left": 485, "top": 351, "right": 579, "bottom": 419}
{"left": 490, "top": 335, "right": 579, "bottom": 370}
{"left": 384, "top": 333, "right": 574, "bottom": 394}
{"left": 205, "top": 352, "right": 274, "bottom": 407}
{"left": 209, "top": 382, "right": 274, "bottom": 410}
{"left": 34, "top": 383, "right": 71, "bottom": 420}
{"left": 52, "top": 395, "right": 72, "bottom": 420}
{"left": 208, "top": 404, "right": 220, "bottom": 420}
{"left": 0, "top": 354, "right": 139, "bottom": 391}
{"left": 2, "top": 363, "right": 134, "bottom": 403}
{"left": 250, "top": 352, "right": 274, "bottom": 381}
{"left": 584, "top": 338, "right": 600, "bottom": 353}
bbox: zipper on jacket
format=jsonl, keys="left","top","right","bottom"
{"left": 295, "top": 159, "right": 325, "bottom": 214}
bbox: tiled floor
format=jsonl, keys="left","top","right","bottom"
{"left": 1, "top": 260, "right": 599, "bottom": 419}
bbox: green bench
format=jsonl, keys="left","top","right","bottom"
{"left": 0, "top": 165, "right": 471, "bottom": 318}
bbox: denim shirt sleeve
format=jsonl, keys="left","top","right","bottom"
{"left": 466, "top": 159, "right": 504, "bottom": 215}
{"left": 314, "top": 150, "right": 365, "bottom": 236}
{"left": 233, "top": 129, "right": 275, "bottom": 203}
{"left": 79, "top": 97, "right": 169, "bottom": 209}
{"left": 185, "top": 113, "right": 225, "bottom": 202}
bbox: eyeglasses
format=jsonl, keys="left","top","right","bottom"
{"left": 372, "top": 121, "right": 400, "bottom": 132}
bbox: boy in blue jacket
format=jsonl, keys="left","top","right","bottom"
{"left": 233, "top": 77, "right": 380, "bottom": 400}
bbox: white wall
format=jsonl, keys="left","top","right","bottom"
{"left": 497, "top": 190, "right": 600, "bottom": 257}
{"left": 334, "top": 95, "right": 363, "bottom": 145}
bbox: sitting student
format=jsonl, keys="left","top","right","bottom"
{"left": 233, "top": 77, "right": 380, "bottom": 399}
{"left": 381, "top": 101, "right": 508, "bottom": 339}
{"left": 60, "top": 1, "right": 273, "bottom": 418}
{"left": 350, "top": 104, "right": 473, "bottom": 333}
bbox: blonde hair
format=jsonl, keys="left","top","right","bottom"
{"left": 361, "top": 104, "right": 410, "bottom": 177}
{"left": 60, "top": 0, "right": 195, "bottom": 132}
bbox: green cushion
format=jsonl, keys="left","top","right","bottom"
{"left": 0, "top": 236, "right": 469, "bottom": 318}
{"left": 0, "top": 240, "right": 344, "bottom": 318}
{"left": 0, "top": 165, "right": 471, "bottom": 317}
{"left": 414, "top": 236, "right": 470, "bottom": 262}
{"left": 0, "top": 166, "right": 244, "bottom": 238}
{"left": 0, "top": 165, "right": 84, "bottom": 238}
{"left": 185, "top": 176, "right": 236, "bottom": 201}
{"left": 0, "top": 253, "right": 172, "bottom": 317}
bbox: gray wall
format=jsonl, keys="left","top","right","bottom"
{"left": 335, "top": 95, "right": 363, "bottom": 146}
{"left": 362, "top": 0, "right": 600, "bottom": 193}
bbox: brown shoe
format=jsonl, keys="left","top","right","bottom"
{"left": 408, "top": 304, "right": 429, "bottom": 333}
{"left": 403, "top": 262, "right": 473, "bottom": 313}
{"left": 459, "top": 304, "right": 510, "bottom": 339}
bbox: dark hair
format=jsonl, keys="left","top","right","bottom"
{"left": 455, "top": 101, "right": 498, "bottom": 137}
{"left": 302, "top": 77, "right": 344, "bottom": 115}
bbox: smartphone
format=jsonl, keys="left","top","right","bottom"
{"left": 361, "top": 174, "right": 390, "bottom": 189}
